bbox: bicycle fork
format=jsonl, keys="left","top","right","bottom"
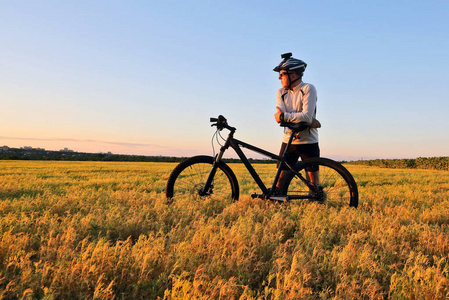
{"left": 199, "top": 144, "right": 227, "bottom": 196}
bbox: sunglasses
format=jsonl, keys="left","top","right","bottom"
{"left": 279, "top": 72, "right": 290, "bottom": 77}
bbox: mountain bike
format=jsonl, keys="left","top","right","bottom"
{"left": 166, "top": 115, "right": 358, "bottom": 207}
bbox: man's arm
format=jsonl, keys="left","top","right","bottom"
{"left": 274, "top": 107, "right": 283, "bottom": 123}
{"left": 276, "top": 107, "right": 321, "bottom": 127}
{"left": 282, "top": 84, "right": 317, "bottom": 124}
{"left": 275, "top": 86, "right": 321, "bottom": 127}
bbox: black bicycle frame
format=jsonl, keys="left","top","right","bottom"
{"left": 202, "top": 129, "right": 312, "bottom": 199}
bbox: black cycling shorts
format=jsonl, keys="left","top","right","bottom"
{"left": 277, "top": 142, "right": 320, "bottom": 171}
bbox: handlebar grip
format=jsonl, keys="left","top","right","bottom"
{"left": 210, "top": 115, "right": 227, "bottom": 123}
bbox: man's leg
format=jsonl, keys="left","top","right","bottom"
{"left": 302, "top": 143, "right": 320, "bottom": 186}
{"left": 276, "top": 143, "right": 298, "bottom": 190}
{"left": 276, "top": 170, "right": 290, "bottom": 188}
{"left": 306, "top": 171, "right": 320, "bottom": 186}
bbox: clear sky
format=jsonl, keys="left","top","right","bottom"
{"left": 1, "top": 0, "right": 448, "bottom": 160}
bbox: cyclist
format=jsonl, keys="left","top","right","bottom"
{"left": 273, "top": 53, "right": 321, "bottom": 190}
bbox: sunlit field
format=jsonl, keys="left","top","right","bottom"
{"left": 0, "top": 160, "right": 448, "bottom": 299}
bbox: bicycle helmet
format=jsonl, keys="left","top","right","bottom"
{"left": 273, "top": 52, "right": 307, "bottom": 73}
{"left": 274, "top": 53, "right": 307, "bottom": 89}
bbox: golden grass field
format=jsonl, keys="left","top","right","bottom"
{"left": 0, "top": 160, "right": 448, "bottom": 299}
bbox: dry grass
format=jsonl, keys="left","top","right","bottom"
{"left": 0, "top": 161, "right": 448, "bottom": 299}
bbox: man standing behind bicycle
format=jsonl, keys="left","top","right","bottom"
{"left": 273, "top": 52, "right": 321, "bottom": 189}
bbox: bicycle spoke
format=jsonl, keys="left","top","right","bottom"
{"left": 167, "top": 159, "right": 237, "bottom": 201}
{"left": 281, "top": 158, "right": 358, "bottom": 207}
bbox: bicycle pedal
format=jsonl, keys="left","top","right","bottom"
{"left": 269, "top": 196, "right": 289, "bottom": 202}
{"left": 251, "top": 193, "right": 264, "bottom": 199}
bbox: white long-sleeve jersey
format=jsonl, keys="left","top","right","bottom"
{"left": 276, "top": 81, "right": 318, "bottom": 145}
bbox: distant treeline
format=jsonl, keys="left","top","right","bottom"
{"left": 0, "top": 150, "right": 180, "bottom": 162}
{"left": 0, "top": 147, "right": 275, "bottom": 164}
{"left": 350, "top": 157, "right": 449, "bottom": 171}
{"left": 2, "top": 147, "right": 447, "bottom": 169}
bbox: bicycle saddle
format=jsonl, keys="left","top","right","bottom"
{"left": 280, "top": 121, "right": 309, "bottom": 133}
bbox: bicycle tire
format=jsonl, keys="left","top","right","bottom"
{"left": 166, "top": 155, "right": 240, "bottom": 201}
{"left": 279, "top": 157, "right": 358, "bottom": 207}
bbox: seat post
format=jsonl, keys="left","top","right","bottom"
{"left": 281, "top": 130, "right": 297, "bottom": 160}
{"left": 272, "top": 130, "right": 297, "bottom": 192}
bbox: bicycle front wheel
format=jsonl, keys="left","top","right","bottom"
{"left": 166, "top": 155, "right": 239, "bottom": 201}
{"left": 280, "top": 157, "right": 358, "bottom": 207}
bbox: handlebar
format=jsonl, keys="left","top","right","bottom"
{"left": 210, "top": 115, "right": 310, "bottom": 133}
{"left": 210, "top": 115, "right": 236, "bottom": 132}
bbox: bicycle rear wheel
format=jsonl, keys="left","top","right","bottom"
{"left": 279, "top": 157, "right": 358, "bottom": 207}
{"left": 166, "top": 155, "right": 239, "bottom": 201}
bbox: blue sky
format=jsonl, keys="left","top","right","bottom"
{"left": 1, "top": 0, "right": 448, "bottom": 160}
